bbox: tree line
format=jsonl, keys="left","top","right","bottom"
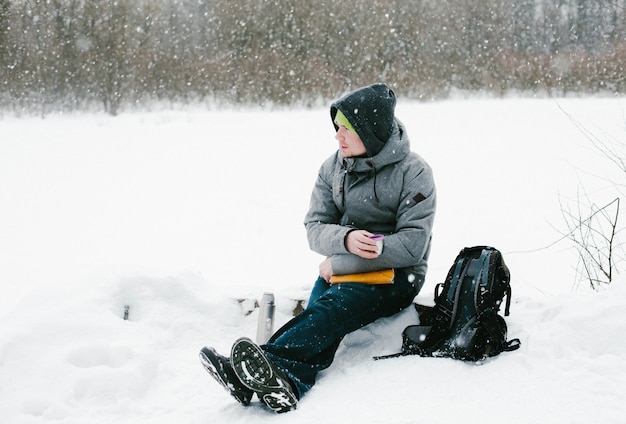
{"left": 1, "top": 0, "right": 625, "bottom": 115}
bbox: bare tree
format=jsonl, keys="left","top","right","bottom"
{"left": 560, "top": 195, "right": 621, "bottom": 289}
{"left": 558, "top": 103, "right": 626, "bottom": 289}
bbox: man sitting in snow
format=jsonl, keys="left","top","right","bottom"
{"left": 199, "top": 83, "right": 436, "bottom": 413}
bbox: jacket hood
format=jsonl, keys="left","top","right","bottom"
{"left": 341, "top": 119, "right": 408, "bottom": 172}
{"left": 339, "top": 119, "right": 410, "bottom": 204}
{"left": 330, "top": 83, "right": 397, "bottom": 157}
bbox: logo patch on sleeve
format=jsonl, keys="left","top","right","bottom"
{"left": 413, "top": 193, "right": 426, "bottom": 204}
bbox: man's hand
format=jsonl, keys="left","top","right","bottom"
{"left": 319, "top": 257, "right": 334, "bottom": 282}
{"left": 320, "top": 231, "right": 381, "bottom": 281}
{"left": 345, "top": 230, "right": 380, "bottom": 259}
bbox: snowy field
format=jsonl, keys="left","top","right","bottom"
{"left": 1, "top": 98, "right": 626, "bottom": 423}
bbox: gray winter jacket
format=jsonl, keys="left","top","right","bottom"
{"left": 304, "top": 119, "right": 436, "bottom": 280}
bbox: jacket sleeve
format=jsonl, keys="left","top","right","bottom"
{"left": 304, "top": 155, "right": 354, "bottom": 257}
{"left": 330, "top": 158, "right": 436, "bottom": 275}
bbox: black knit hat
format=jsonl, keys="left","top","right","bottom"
{"left": 330, "top": 83, "right": 397, "bottom": 157}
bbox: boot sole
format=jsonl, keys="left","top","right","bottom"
{"left": 230, "top": 337, "right": 298, "bottom": 413}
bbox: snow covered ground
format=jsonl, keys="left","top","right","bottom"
{"left": 1, "top": 98, "right": 625, "bottom": 423}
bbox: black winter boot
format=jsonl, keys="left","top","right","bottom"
{"left": 199, "top": 346, "right": 254, "bottom": 405}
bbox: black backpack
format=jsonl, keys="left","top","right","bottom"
{"left": 376, "top": 246, "right": 521, "bottom": 362}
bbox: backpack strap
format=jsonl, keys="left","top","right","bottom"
{"left": 477, "top": 247, "right": 513, "bottom": 317}
{"left": 504, "top": 284, "right": 512, "bottom": 316}
{"left": 373, "top": 351, "right": 408, "bottom": 361}
{"left": 435, "top": 253, "right": 473, "bottom": 329}
{"left": 434, "top": 256, "right": 464, "bottom": 302}
{"left": 503, "top": 338, "right": 521, "bottom": 352}
{"left": 472, "top": 249, "right": 491, "bottom": 313}
{"left": 492, "top": 248, "right": 512, "bottom": 317}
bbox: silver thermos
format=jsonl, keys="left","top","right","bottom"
{"left": 256, "top": 292, "right": 275, "bottom": 344}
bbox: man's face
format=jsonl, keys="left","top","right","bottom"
{"left": 335, "top": 125, "right": 366, "bottom": 157}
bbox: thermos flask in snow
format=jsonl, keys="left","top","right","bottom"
{"left": 256, "top": 292, "right": 275, "bottom": 344}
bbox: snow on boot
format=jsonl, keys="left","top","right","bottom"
{"left": 230, "top": 337, "right": 298, "bottom": 413}
{"left": 199, "top": 346, "right": 254, "bottom": 406}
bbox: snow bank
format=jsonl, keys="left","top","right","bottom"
{"left": 1, "top": 98, "right": 625, "bottom": 423}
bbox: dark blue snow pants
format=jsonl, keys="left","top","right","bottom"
{"left": 262, "top": 270, "right": 422, "bottom": 398}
